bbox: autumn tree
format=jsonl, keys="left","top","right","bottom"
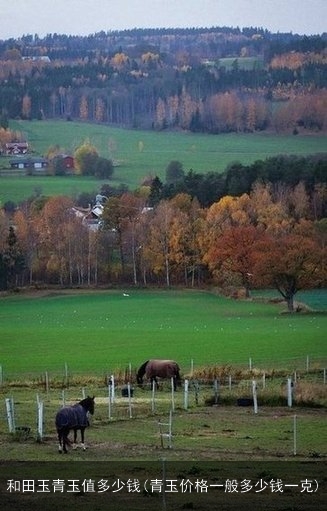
{"left": 168, "top": 194, "right": 205, "bottom": 286}
{"left": 250, "top": 182, "right": 292, "bottom": 233}
{"left": 37, "top": 196, "right": 79, "bottom": 285}
{"left": 22, "top": 94, "right": 31, "bottom": 119}
{"left": 155, "top": 98, "right": 167, "bottom": 129}
{"left": 101, "top": 193, "right": 144, "bottom": 280}
{"left": 254, "top": 225, "right": 322, "bottom": 312}
{"left": 203, "top": 224, "right": 263, "bottom": 297}
{"left": 145, "top": 200, "right": 176, "bottom": 286}
{"left": 74, "top": 140, "right": 99, "bottom": 175}
{"left": 95, "top": 96, "right": 105, "bottom": 123}
{"left": 79, "top": 95, "right": 88, "bottom": 120}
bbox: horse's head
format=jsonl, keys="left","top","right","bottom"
{"left": 136, "top": 360, "right": 148, "bottom": 385}
{"left": 81, "top": 396, "right": 95, "bottom": 415}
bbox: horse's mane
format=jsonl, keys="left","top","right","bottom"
{"left": 77, "top": 396, "right": 94, "bottom": 414}
{"left": 79, "top": 397, "right": 91, "bottom": 407}
{"left": 137, "top": 360, "right": 149, "bottom": 377}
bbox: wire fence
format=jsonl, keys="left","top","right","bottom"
{"left": 0, "top": 354, "right": 326, "bottom": 388}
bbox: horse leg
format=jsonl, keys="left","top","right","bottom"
{"left": 72, "top": 428, "right": 78, "bottom": 449}
{"left": 63, "top": 429, "right": 69, "bottom": 453}
{"left": 153, "top": 376, "right": 159, "bottom": 390}
{"left": 80, "top": 427, "right": 86, "bottom": 450}
{"left": 58, "top": 430, "right": 63, "bottom": 453}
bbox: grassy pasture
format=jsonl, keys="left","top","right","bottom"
{"left": 1, "top": 289, "right": 326, "bottom": 379}
{"left": 1, "top": 119, "right": 327, "bottom": 203}
{"left": 0, "top": 288, "right": 326, "bottom": 500}
{"left": 1, "top": 386, "right": 326, "bottom": 461}
{"left": 217, "top": 57, "right": 264, "bottom": 70}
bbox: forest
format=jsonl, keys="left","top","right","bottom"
{"left": 1, "top": 27, "right": 327, "bottom": 133}
{"left": 0, "top": 28, "right": 326, "bottom": 305}
{"left": 0, "top": 161, "right": 326, "bottom": 311}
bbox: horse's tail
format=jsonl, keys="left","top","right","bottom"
{"left": 55, "top": 411, "right": 65, "bottom": 430}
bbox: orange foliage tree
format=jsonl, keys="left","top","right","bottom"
{"left": 254, "top": 226, "right": 323, "bottom": 312}
{"left": 203, "top": 224, "right": 264, "bottom": 297}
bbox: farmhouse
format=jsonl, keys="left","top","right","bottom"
{"left": 5, "top": 142, "right": 29, "bottom": 155}
{"left": 72, "top": 203, "right": 104, "bottom": 231}
{"left": 10, "top": 156, "right": 48, "bottom": 172}
{"left": 22, "top": 55, "right": 51, "bottom": 63}
{"left": 52, "top": 154, "right": 75, "bottom": 170}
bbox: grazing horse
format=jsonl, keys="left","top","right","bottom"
{"left": 55, "top": 396, "right": 95, "bottom": 453}
{"left": 136, "top": 359, "right": 181, "bottom": 390}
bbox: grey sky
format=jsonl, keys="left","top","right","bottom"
{"left": 1, "top": 0, "right": 326, "bottom": 40}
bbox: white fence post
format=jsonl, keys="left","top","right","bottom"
{"left": 37, "top": 398, "right": 44, "bottom": 441}
{"left": 171, "top": 377, "right": 175, "bottom": 412}
{"left": 252, "top": 380, "right": 258, "bottom": 414}
{"left": 108, "top": 384, "right": 112, "bottom": 419}
{"left": 287, "top": 378, "right": 293, "bottom": 407}
{"left": 184, "top": 379, "right": 189, "bottom": 410}
{"left": 5, "top": 397, "right": 15, "bottom": 433}
{"left": 110, "top": 375, "right": 115, "bottom": 403}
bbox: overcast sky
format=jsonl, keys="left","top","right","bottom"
{"left": 1, "top": 0, "right": 326, "bottom": 40}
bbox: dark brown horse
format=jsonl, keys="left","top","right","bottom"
{"left": 136, "top": 359, "right": 181, "bottom": 390}
{"left": 55, "top": 396, "right": 95, "bottom": 453}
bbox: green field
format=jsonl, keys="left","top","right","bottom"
{"left": 217, "top": 56, "right": 264, "bottom": 70}
{"left": 1, "top": 120, "right": 327, "bottom": 203}
{"left": 1, "top": 289, "right": 326, "bottom": 378}
{"left": 0, "top": 289, "right": 326, "bottom": 472}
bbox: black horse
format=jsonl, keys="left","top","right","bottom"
{"left": 136, "top": 359, "right": 181, "bottom": 391}
{"left": 55, "top": 396, "right": 95, "bottom": 453}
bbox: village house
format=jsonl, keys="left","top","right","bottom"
{"left": 72, "top": 203, "right": 104, "bottom": 231}
{"left": 5, "top": 142, "right": 29, "bottom": 155}
{"left": 52, "top": 154, "right": 75, "bottom": 170}
{"left": 10, "top": 156, "right": 48, "bottom": 172}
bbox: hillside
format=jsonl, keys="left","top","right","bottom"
{"left": 1, "top": 120, "right": 327, "bottom": 204}
{"left": 0, "top": 27, "right": 327, "bottom": 133}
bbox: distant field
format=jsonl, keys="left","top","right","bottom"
{"left": 1, "top": 120, "right": 327, "bottom": 203}
{"left": 217, "top": 56, "right": 264, "bottom": 70}
{"left": 1, "top": 289, "right": 326, "bottom": 378}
